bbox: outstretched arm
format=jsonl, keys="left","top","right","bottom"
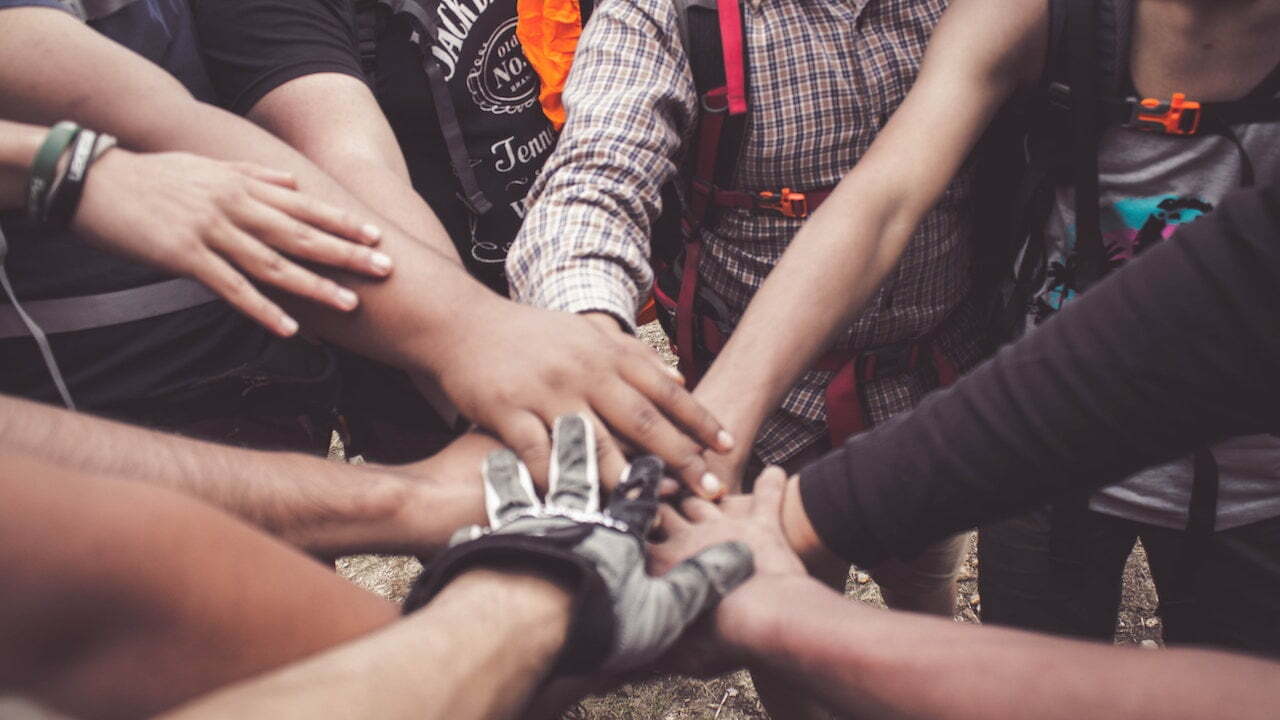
{"left": 190, "top": 0, "right": 463, "bottom": 263}
{"left": 652, "top": 469, "right": 1280, "bottom": 720}
{"left": 693, "top": 0, "right": 1047, "bottom": 482}
{"left": 0, "top": 393, "right": 490, "bottom": 558}
{"left": 788, "top": 182, "right": 1280, "bottom": 570}
{"left": 0, "top": 6, "right": 730, "bottom": 493}
{"left": 0, "top": 452, "right": 399, "bottom": 720}
{"left": 159, "top": 569, "right": 572, "bottom": 720}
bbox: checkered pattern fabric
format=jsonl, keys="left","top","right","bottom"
{"left": 510, "top": 0, "right": 981, "bottom": 463}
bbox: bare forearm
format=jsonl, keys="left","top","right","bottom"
{"left": 162, "top": 569, "right": 571, "bottom": 720}
{"left": 0, "top": 394, "right": 470, "bottom": 556}
{"left": 0, "top": 453, "right": 398, "bottom": 720}
{"left": 733, "top": 577, "right": 1280, "bottom": 720}
{"left": 695, "top": 186, "right": 911, "bottom": 441}
{"left": 0, "top": 8, "right": 496, "bottom": 376}
{"left": 247, "top": 75, "right": 463, "bottom": 264}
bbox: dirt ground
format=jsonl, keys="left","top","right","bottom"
{"left": 336, "top": 323, "right": 1167, "bottom": 720}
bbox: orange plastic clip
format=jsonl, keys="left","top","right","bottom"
{"left": 757, "top": 188, "right": 810, "bottom": 218}
{"left": 1130, "top": 93, "right": 1202, "bottom": 136}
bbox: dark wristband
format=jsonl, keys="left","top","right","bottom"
{"left": 404, "top": 532, "right": 615, "bottom": 676}
{"left": 26, "top": 122, "right": 81, "bottom": 223}
{"left": 44, "top": 129, "right": 99, "bottom": 229}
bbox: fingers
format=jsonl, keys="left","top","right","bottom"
{"left": 493, "top": 412, "right": 553, "bottom": 490}
{"left": 546, "top": 414, "right": 600, "bottom": 513}
{"left": 658, "top": 541, "right": 755, "bottom": 621}
{"left": 750, "top": 466, "right": 788, "bottom": 519}
{"left": 655, "top": 504, "right": 691, "bottom": 534}
{"left": 618, "top": 349, "right": 733, "bottom": 454}
{"left": 229, "top": 162, "right": 299, "bottom": 190}
{"left": 679, "top": 495, "right": 722, "bottom": 523}
{"left": 209, "top": 222, "right": 362, "bottom": 313}
{"left": 589, "top": 414, "right": 631, "bottom": 496}
{"left": 481, "top": 449, "right": 541, "bottom": 526}
{"left": 591, "top": 383, "right": 721, "bottom": 499}
{"left": 604, "top": 455, "right": 664, "bottom": 535}
{"left": 187, "top": 250, "right": 298, "bottom": 337}
{"left": 234, "top": 165, "right": 382, "bottom": 247}
{"left": 239, "top": 183, "right": 392, "bottom": 277}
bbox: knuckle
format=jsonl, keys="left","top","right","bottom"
{"left": 631, "top": 403, "right": 662, "bottom": 439}
{"left": 261, "top": 251, "right": 289, "bottom": 276}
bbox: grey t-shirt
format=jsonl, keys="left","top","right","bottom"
{"left": 1029, "top": 82, "right": 1280, "bottom": 531}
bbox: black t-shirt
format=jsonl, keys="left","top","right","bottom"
{"left": 193, "top": 0, "right": 558, "bottom": 294}
{"left": 0, "top": 0, "right": 331, "bottom": 416}
{"left": 799, "top": 184, "right": 1280, "bottom": 568}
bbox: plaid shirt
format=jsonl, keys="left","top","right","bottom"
{"left": 510, "top": 0, "right": 980, "bottom": 464}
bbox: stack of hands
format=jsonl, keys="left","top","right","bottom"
{"left": 407, "top": 413, "right": 814, "bottom": 689}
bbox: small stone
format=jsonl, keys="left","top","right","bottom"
{"left": 1140, "top": 639, "right": 1159, "bottom": 650}
{"left": 1144, "top": 617, "right": 1160, "bottom": 628}
{"left": 969, "top": 593, "right": 981, "bottom": 606}
{"left": 726, "top": 687, "right": 739, "bottom": 697}
{"left": 855, "top": 572, "right": 871, "bottom": 584}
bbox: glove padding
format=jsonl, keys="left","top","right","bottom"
{"left": 405, "top": 414, "right": 754, "bottom": 676}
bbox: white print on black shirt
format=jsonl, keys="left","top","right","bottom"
{"left": 466, "top": 18, "right": 537, "bottom": 114}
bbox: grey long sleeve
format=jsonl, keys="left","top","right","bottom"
{"left": 799, "top": 185, "right": 1280, "bottom": 567}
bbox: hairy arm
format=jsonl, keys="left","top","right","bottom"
{"left": 0, "top": 393, "right": 489, "bottom": 557}
{"left": 693, "top": 0, "right": 1048, "bottom": 478}
{"left": 725, "top": 575, "right": 1280, "bottom": 720}
{"left": 160, "top": 569, "right": 572, "bottom": 720}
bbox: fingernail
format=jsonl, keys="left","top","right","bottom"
{"left": 700, "top": 472, "right": 723, "bottom": 497}
{"left": 716, "top": 430, "right": 735, "bottom": 451}
{"left": 280, "top": 315, "right": 299, "bottom": 336}
{"left": 336, "top": 287, "right": 358, "bottom": 310}
{"left": 361, "top": 224, "right": 382, "bottom": 242}
{"left": 370, "top": 252, "right": 393, "bottom": 274}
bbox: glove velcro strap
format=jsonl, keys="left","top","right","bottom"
{"left": 404, "top": 533, "right": 616, "bottom": 675}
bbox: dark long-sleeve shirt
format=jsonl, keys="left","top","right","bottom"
{"left": 799, "top": 185, "right": 1280, "bottom": 567}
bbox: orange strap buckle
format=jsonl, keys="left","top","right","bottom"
{"left": 757, "top": 188, "right": 809, "bottom": 218}
{"left": 1129, "top": 93, "right": 1202, "bottom": 136}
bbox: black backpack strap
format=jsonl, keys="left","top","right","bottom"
{"left": 354, "top": 0, "right": 381, "bottom": 83}
{"left": 1064, "top": 0, "right": 1107, "bottom": 289}
{"left": 580, "top": 0, "right": 595, "bottom": 23}
{"left": 392, "top": 0, "right": 492, "bottom": 215}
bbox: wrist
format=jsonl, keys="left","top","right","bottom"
{"left": 782, "top": 474, "right": 848, "bottom": 581}
{"left": 715, "top": 574, "right": 825, "bottom": 663}
{"left": 438, "top": 567, "right": 573, "bottom": 661}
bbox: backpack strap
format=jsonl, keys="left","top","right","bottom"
{"left": 1064, "top": 0, "right": 1108, "bottom": 289}
{"left": 375, "top": 0, "right": 493, "bottom": 215}
{"left": 354, "top": 0, "right": 381, "bottom": 83}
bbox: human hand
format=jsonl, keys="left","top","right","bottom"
{"left": 405, "top": 414, "right": 755, "bottom": 676}
{"left": 433, "top": 303, "right": 734, "bottom": 498}
{"left": 72, "top": 148, "right": 393, "bottom": 337}
{"left": 647, "top": 467, "right": 808, "bottom": 673}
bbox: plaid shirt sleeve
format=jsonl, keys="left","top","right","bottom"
{"left": 507, "top": 0, "right": 698, "bottom": 331}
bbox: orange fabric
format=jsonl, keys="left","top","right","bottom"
{"left": 517, "top": 0, "right": 584, "bottom": 131}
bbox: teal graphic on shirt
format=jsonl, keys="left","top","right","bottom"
{"left": 1033, "top": 194, "right": 1213, "bottom": 323}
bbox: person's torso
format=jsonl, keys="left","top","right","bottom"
{"left": 699, "top": 0, "right": 975, "bottom": 350}
{"left": 1029, "top": 39, "right": 1280, "bottom": 530}
{"left": 0, "top": 0, "right": 330, "bottom": 413}
{"left": 365, "top": 0, "right": 557, "bottom": 294}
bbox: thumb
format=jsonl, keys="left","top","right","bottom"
{"left": 659, "top": 541, "right": 755, "bottom": 624}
